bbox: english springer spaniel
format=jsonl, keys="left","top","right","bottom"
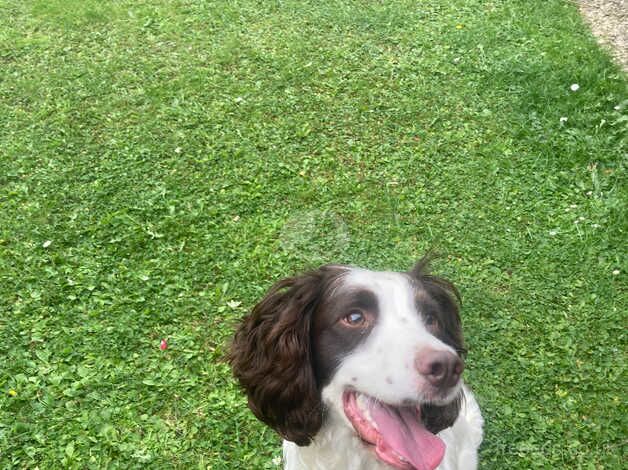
{"left": 230, "top": 257, "right": 483, "bottom": 470}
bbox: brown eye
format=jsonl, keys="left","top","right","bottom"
{"left": 343, "top": 310, "right": 366, "bottom": 326}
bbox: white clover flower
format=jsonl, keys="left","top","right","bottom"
{"left": 227, "top": 300, "right": 242, "bottom": 309}
{"left": 42, "top": 240, "right": 52, "bottom": 248}
{"left": 612, "top": 269, "right": 620, "bottom": 276}
{"left": 570, "top": 84, "right": 580, "bottom": 92}
{"left": 549, "top": 229, "right": 558, "bottom": 236}
{"left": 560, "top": 116, "right": 568, "bottom": 123}
{"left": 272, "top": 456, "right": 282, "bottom": 466}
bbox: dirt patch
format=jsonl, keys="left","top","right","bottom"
{"left": 576, "top": 0, "right": 627, "bottom": 71}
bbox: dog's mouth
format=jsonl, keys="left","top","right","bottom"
{"left": 342, "top": 390, "right": 445, "bottom": 470}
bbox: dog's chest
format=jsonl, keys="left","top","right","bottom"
{"left": 282, "top": 428, "right": 389, "bottom": 470}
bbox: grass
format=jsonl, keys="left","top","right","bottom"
{"left": 0, "top": 0, "right": 625, "bottom": 468}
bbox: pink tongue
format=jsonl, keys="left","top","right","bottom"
{"left": 370, "top": 402, "right": 445, "bottom": 470}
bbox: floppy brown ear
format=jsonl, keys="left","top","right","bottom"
{"left": 230, "top": 271, "right": 326, "bottom": 446}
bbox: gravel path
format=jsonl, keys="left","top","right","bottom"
{"left": 576, "top": 0, "right": 627, "bottom": 70}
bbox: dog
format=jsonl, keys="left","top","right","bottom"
{"left": 230, "top": 257, "right": 483, "bottom": 469}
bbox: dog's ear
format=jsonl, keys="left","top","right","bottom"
{"left": 230, "top": 270, "right": 327, "bottom": 446}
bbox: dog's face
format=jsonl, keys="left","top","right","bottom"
{"left": 314, "top": 268, "right": 464, "bottom": 403}
{"left": 230, "top": 257, "right": 465, "bottom": 469}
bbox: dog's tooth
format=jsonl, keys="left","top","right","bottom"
{"left": 355, "top": 394, "right": 378, "bottom": 430}
{"left": 356, "top": 393, "right": 368, "bottom": 411}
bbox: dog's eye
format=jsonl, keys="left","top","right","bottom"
{"left": 343, "top": 310, "right": 366, "bottom": 326}
{"left": 424, "top": 314, "right": 437, "bottom": 326}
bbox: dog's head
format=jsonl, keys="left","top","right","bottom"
{"left": 230, "top": 256, "right": 466, "bottom": 468}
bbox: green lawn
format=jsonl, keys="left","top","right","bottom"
{"left": 0, "top": 0, "right": 625, "bottom": 468}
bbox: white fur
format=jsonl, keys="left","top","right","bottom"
{"left": 282, "top": 269, "right": 483, "bottom": 470}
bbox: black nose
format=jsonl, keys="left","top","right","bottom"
{"left": 416, "top": 349, "right": 464, "bottom": 388}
